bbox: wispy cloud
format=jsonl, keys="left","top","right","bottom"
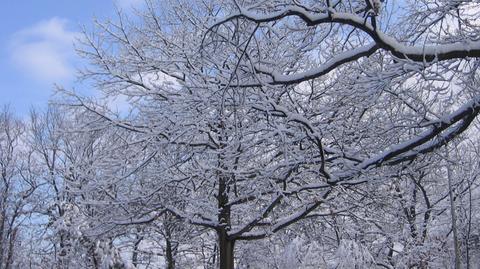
{"left": 9, "top": 18, "right": 80, "bottom": 83}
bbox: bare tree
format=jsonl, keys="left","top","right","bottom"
{"left": 0, "top": 107, "right": 38, "bottom": 268}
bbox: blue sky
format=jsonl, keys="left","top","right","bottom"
{"left": 0, "top": 0, "right": 144, "bottom": 115}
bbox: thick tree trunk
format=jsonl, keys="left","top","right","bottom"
{"left": 217, "top": 120, "right": 234, "bottom": 269}
{"left": 165, "top": 236, "right": 175, "bottom": 269}
{"left": 218, "top": 230, "right": 235, "bottom": 269}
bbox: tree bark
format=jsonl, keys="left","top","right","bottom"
{"left": 216, "top": 120, "right": 234, "bottom": 269}
{"left": 218, "top": 230, "right": 235, "bottom": 269}
{"left": 5, "top": 227, "right": 16, "bottom": 269}
{"left": 165, "top": 235, "right": 175, "bottom": 269}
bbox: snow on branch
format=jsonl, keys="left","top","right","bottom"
{"left": 333, "top": 95, "right": 480, "bottom": 183}
{"left": 234, "top": 189, "right": 332, "bottom": 241}
{"left": 254, "top": 43, "right": 379, "bottom": 86}
{"left": 210, "top": 6, "right": 480, "bottom": 85}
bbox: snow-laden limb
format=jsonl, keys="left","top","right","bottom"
{"left": 234, "top": 189, "right": 332, "bottom": 241}
{"left": 109, "top": 206, "right": 219, "bottom": 229}
{"left": 224, "top": 7, "right": 480, "bottom": 61}
{"left": 334, "top": 95, "right": 480, "bottom": 183}
{"left": 111, "top": 209, "right": 168, "bottom": 225}
{"left": 362, "top": 95, "right": 480, "bottom": 168}
{"left": 254, "top": 43, "right": 379, "bottom": 86}
{"left": 386, "top": 107, "right": 479, "bottom": 165}
{"left": 210, "top": 5, "right": 480, "bottom": 86}
{"left": 163, "top": 206, "right": 220, "bottom": 229}
{"left": 228, "top": 195, "right": 283, "bottom": 239}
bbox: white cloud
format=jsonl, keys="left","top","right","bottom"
{"left": 9, "top": 17, "right": 80, "bottom": 83}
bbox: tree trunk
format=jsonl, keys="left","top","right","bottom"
{"left": 446, "top": 147, "right": 461, "bottom": 269}
{"left": 216, "top": 120, "right": 234, "bottom": 269}
{"left": 165, "top": 236, "right": 175, "bottom": 269}
{"left": 132, "top": 235, "right": 142, "bottom": 268}
{"left": 218, "top": 230, "right": 235, "bottom": 269}
{"left": 0, "top": 207, "right": 7, "bottom": 267}
{"left": 4, "top": 227, "right": 16, "bottom": 269}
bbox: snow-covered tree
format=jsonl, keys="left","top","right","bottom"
{"left": 53, "top": 0, "right": 480, "bottom": 268}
